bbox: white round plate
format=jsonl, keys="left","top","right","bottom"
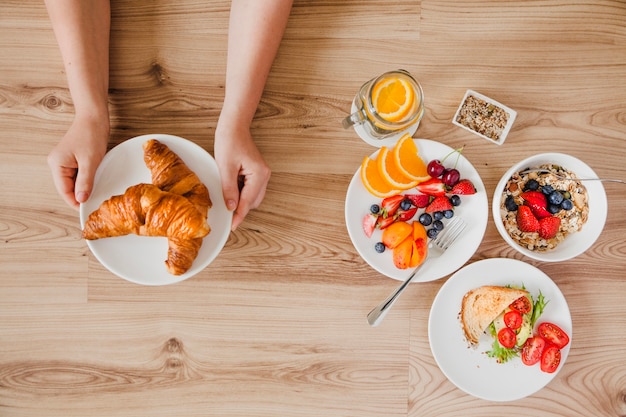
{"left": 428, "top": 258, "right": 572, "bottom": 402}
{"left": 350, "top": 100, "right": 419, "bottom": 148}
{"left": 345, "top": 138, "right": 488, "bottom": 281}
{"left": 492, "top": 153, "right": 608, "bottom": 262}
{"left": 80, "top": 134, "right": 232, "bottom": 285}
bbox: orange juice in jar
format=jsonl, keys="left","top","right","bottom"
{"left": 343, "top": 70, "right": 424, "bottom": 140}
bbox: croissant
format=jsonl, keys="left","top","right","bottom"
{"left": 142, "top": 139, "right": 213, "bottom": 275}
{"left": 82, "top": 183, "right": 210, "bottom": 241}
{"left": 143, "top": 139, "right": 211, "bottom": 217}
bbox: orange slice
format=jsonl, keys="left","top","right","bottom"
{"left": 393, "top": 134, "right": 430, "bottom": 182}
{"left": 360, "top": 155, "right": 401, "bottom": 198}
{"left": 377, "top": 146, "right": 419, "bottom": 190}
{"left": 371, "top": 76, "right": 415, "bottom": 122}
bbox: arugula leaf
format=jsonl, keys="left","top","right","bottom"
{"left": 530, "top": 290, "right": 549, "bottom": 328}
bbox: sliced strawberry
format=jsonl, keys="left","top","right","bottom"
{"left": 425, "top": 196, "right": 453, "bottom": 213}
{"left": 516, "top": 205, "right": 540, "bottom": 233}
{"left": 521, "top": 191, "right": 552, "bottom": 219}
{"left": 404, "top": 193, "right": 431, "bottom": 208}
{"left": 362, "top": 213, "right": 377, "bottom": 238}
{"left": 381, "top": 195, "right": 404, "bottom": 217}
{"left": 416, "top": 178, "right": 446, "bottom": 197}
{"left": 450, "top": 179, "right": 476, "bottom": 195}
{"left": 396, "top": 207, "right": 418, "bottom": 222}
{"left": 377, "top": 215, "right": 396, "bottom": 230}
{"left": 538, "top": 216, "right": 561, "bottom": 239}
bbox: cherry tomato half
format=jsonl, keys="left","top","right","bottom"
{"left": 504, "top": 310, "right": 523, "bottom": 330}
{"left": 509, "top": 296, "right": 532, "bottom": 314}
{"left": 521, "top": 336, "right": 545, "bottom": 366}
{"left": 540, "top": 345, "right": 561, "bottom": 373}
{"left": 498, "top": 327, "right": 517, "bottom": 349}
{"left": 537, "top": 322, "right": 570, "bottom": 349}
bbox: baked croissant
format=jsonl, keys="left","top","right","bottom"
{"left": 142, "top": 139, "right": 212, "bottom": 275}
{"left": 82, "top": 183, "right": 210, "bottom": 241}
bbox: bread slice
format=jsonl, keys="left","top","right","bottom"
{"left": 461, "top": 285, "right": 529, "bottom": 344}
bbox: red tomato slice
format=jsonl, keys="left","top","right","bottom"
{"left": 537, "top": 322, "right": 570, "bottom": 349}
{"left": 509, "top": 296, "right": 532, "bottom": 314}
{"left": 504, "top": 310, "right": 523, "bottom": 330}
{"left": 521, "top": 336, "right": 545, "bottom": 366}
{"left": 540, "top": 345, "right": 561, "bottom": 373}
{"left": 497, "top": 327, "right": 516, "bottom": 349}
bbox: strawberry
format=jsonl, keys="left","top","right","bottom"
{"left": 521, "top": 191, "right": 552, "bottom": 219}
{"left": 538, "top": 216, "right": 561, "bottom": 239}
{"left": 377, "top": 215, "right": 396, "bottom": 230}
{"left": 450, "top": 179, "right": 476, "bottom": 195}
{"left": 425, "top": 196, "right": 453, "bottom": 213}
{"left": 396, "top": 207, "right": 418, "bottom": 222}
{"left": 516, "top": 205, "right": 540, "bottom": 233}
{"left": 381, "top": 195, "right": 404, "bottom": 217}
{"left": 362, "top": 213, "right": 377, "bottom": 238}
{"left": 404, "top": 193, "right": 431, "bottom": 208}
{"left": 416, "top": 178, "right": 446, "bottom": 197}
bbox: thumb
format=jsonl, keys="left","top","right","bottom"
{"left": 74, "top": 161, "right": 98, "bottom": 204}
{"left": 221, "top": 171, "right": 241, "bottom": 212}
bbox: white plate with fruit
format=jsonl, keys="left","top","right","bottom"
{"left": 344, "top": 137, "right": 488, "bottom": 281}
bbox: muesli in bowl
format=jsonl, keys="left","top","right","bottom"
{"left": 492, "top": 153, "right": 608, "bottom": 262}
{"left": 499, "top": 164, "right": 589, "bottom": 251}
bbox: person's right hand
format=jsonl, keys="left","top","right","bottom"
{"left": 47, "top": 115, "right": 109, "bottom": 209}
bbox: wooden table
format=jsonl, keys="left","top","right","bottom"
{"left": 1, "top": 1, "right": 625, "bottom": 416}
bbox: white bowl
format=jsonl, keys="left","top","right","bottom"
{"left": 492, "top": 153, "right": 608, "bottom": 262}
{"left": 452, "top": 89, "right": 517, "bottom": 145}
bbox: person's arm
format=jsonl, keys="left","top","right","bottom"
{"left": 214, "top": 0, "right": 293, "bottom": 230}
{"left": 44, "top": 0, "right": 111, "bottom": 208}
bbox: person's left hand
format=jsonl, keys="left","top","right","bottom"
{"left": 213, "top": 121, "right": 271, "bottom": 231}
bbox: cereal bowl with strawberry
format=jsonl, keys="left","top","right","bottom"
{"left": 493, "top": 153, "right": 608, "bottom": 262}
{"left": 345, "top": 136, "right": 488, "bottom": 282}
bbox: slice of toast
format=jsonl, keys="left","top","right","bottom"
{"left": 461, "top": 285, "right": 529, "bottom": 344}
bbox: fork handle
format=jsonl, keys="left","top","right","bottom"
{"left": 367, "top": 264, "right": 424, "bottom": 327}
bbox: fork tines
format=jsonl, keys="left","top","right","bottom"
{"left": 435, "top": 217, "right": 466, "bottom": 250}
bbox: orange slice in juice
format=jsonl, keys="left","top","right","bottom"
{"left": 360, "top": 155, "right": 401, "bottom": 198}
{"left": 371, "top": 76, "right": 415, "bottom": 122}
{"left": 393, "top": 134, "right": 430, "bottom": 182}
{"left": 377, "top": 146, "right": 419, "bottom": 190}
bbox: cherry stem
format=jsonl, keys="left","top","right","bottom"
{"left": 441, "top": 146, "right": 465, "bottom": 166}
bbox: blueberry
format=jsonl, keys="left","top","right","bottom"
{"left": 400, "top": 198, "right": 412, "bottom": 211}
{"left": 450, "top": 195, "right": 462, "bottom": 206}
{"left": 524, "top": 179, "right": 540, "bottom": 191}
{"left": 561, "top": 199, "right": 573, "bottom": 210}
{"left": 433, "top": 211, "right": 444, "bottom": 221}
{"left": 433, "top": 220, "right": 444, "bottom": 231}
{"left": 541, "top": 185, "right": 554, "bottom": 195}
{"left": 419, "top": 213, "right": 433, "bottom": 226}
{"left": 443, "top": 209, "right": 454, "bottom": 219}
{"left": 548, "top": 190, "right": 564, "bottom": 205}
{"left": 370, "top": 204, "right": 380, "bottom": 215}
{"left": 547, "top": 204, "right": 561, "bottom": 214}
{"left": 427, "top": 228, "right": 439, "bottom": 239}
{"left": 374, "top": 242, "right": 386, "bottom": 253}
{"left": 505, "top": 195, "right": 518, "bottom": 212}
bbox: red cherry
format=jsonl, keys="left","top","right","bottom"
{"left": 427, "top": 159, "right": 445, "bottom": 177}
{"left": 442, "top": 168, "right": 460, "bottom": 186}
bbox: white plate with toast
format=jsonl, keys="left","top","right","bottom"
{"left": 80, "top": 134, "right": 232, "bottom": 285}
{"left": 428, "top": 258, "right": 572, "bottom": 401}
{"left": 344, "top": 138, "right": 488, "bottom": 281}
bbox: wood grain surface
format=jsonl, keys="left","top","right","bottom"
{"left": 1, "top": 1, "right": 625, "bottom": 416}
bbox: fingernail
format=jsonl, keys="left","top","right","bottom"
{"left": 227, "top": 199, "right": 237, "bottom": 210}
{"left": 76, "top": 191, "right": 89, "bottom": 203}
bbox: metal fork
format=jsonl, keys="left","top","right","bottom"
{"left": 367, "top": 217, "right": 467, "bottom": 327}
{"left": 518, "top": 168, "right": 625, "bottom": 185}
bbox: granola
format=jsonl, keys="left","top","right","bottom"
{"left": 499, "top": 164, "right": 589, "bottom": 251}
{"left": 456, "top": 95, "right": 510, "bottom": 141}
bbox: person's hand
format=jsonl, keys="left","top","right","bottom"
{"left": 47, "top": 115, "right": 109, "bottom": 209}
{"left": 214, "top": 121, "right": 271, "bottom": 231}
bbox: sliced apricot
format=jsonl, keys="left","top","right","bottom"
{"left": 393, "top": 236, "right": 414, "bottom": 269}
{"left": 382, "top": 221, "right": 413, "bottom": 250}
{"left": 409, "top": 238, "right": 428, "bottom": 268}
{"left": 412, "top": 221, "right": 428, "bottom": 242}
